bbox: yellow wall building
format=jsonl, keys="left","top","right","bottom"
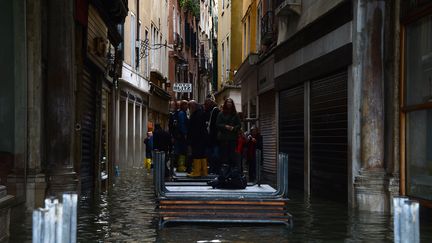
{"left": 217, "top": 0, "right": 243, "bottom": 89}
{"left": 241, "top": 0, "right": 258, "bottom": 60}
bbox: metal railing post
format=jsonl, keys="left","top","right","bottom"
{"left": 256, "top": 149, "right": 262, "bottom": 186}
{"left": 393, "top": 197, "right": 419, "bottom": 243}
{"left": 282, "top": 153, "right": 289, "bottom": 198}
{"left": 33, "top": 193, "right": 78, "bottom": 243}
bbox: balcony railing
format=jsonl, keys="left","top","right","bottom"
{"left": 174, "top": 32, "right": 183, "bottom": 51}
{"left": 261, "top": 11, "right": 275, "bottom": 46}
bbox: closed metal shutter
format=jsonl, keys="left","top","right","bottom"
{"left": 259, "top": 91, "right": 277, "bottom": 175}
{"left": 279, "top": 85, "right": 304, "bottom": 190}
{"left": 310, "top": 72, "right": 348, "bottom": 201}
{"left": 80, "top": 69, "right": 96, "bottom": 193}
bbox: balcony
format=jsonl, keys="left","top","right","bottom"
{"left": 261, "top": 11, "right": 275, "bottom": 46}
{"left": 121, "top": 63, "right": 150, "bottom": 93}
{"left": 102, "top": 0, "right": 128, "bottom": 24}
{"left": 173, "top": 32, "right": 183, "bottom": 51}
{"left": 275, "top": 0, "right": 301, "bottom": 16}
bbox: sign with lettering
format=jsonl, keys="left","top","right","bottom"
{"left": 173, "top": 83, "right": 192, "bottom": 93}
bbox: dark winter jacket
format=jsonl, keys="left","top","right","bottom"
{"left": 144, "top": 136, "right": 153, "bottom": 157}
{"left": 153, "top": 126, "right": 171, "bottom": 152}
{"left": 205, "top": 106, "right": 220, "bottom": 146}
{"left": 216, "top": 112, "right": 241, "bottom": 142}
{"left": 187, "top": 107, "right": 207, "bottom": 146}
{"left": 177, "top": 110, "right": 188, "bottom": 139}
{"left": 168, "top": 110, "right": 179, "bottom": 139}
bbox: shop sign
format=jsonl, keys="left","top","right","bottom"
{"left": 173, "top": 83, "right": 192, "bottom": 93}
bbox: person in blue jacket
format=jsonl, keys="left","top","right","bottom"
{"left": 175, "top": 100, "right": 189, "bottom": 172}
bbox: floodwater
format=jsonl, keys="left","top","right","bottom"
{"left": 8, "top": 168, "right": 432, "bottom": 242}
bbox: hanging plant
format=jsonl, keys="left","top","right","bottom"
{"left": 179, "top": 0, "right": 186, "bottom": 7}
{"left": 180, "top": 0, "right": 200, "bottom": 18}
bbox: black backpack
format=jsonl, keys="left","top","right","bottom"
{"left": 208, "top": 164, "right": 247, "bottom": 189}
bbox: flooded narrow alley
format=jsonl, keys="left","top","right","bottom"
{"left": 8, "top": 169, "right": 432, "bottom": 242}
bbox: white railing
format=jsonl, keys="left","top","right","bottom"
{"left": 32, "top": 193, "right": 78, "bottom": 243}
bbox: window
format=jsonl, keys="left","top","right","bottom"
{"left": 160, "top": 34, "right": 163, "bottom": 71}
{"left": 247, "top": 15, "right": 251, "bottom": 54}
{"left": 243, "top": 22, "right": 247, "bottom": 58}
{"left": 164, "top": 40, "right": 167, "bottom": 76}
{"left": 173, "top": 8, "right": 176, "bottom": 34}
{"left": 257, "top": 1, "right": 262, "bottom": 50}
{"left": 226, "top": 36, "right": 230, "bottom": 81}
{"left": 403, "top": 13, "right": 432, "bottom": 200}
{"left": 130, "top": 13, "right": 136, "bottom": 68}
{"left": 222, "top": 42, "right": 225, "bottom": 82}
{"left": 118, "top": 24, "right": 125, "bottom": 60}
{"left": 151, "top": 26, "right": 155, "bottom": 69}
{"left": 137, "top": 21, "right": 141, "bottom": 71}
{"left": 144, "top": 29, "right": 149, "bottom": 77}
{"left": 178, "top": 15, "right": 181, "bottom": 36}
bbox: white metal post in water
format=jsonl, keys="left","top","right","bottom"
{"left": 393, "top": 197, "right": 419, "bottom": 243}
{"left": 32, "top": 193, "right": 78, "bottom": 243}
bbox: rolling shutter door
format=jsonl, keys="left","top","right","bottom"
{"left": 310, "top": 72, "right": 348, "bottom": 201}
{"left": 279, "top": 85, "right": 304, "bottom": 190}
{"left": 80, "top": 69, "right": 96, "bottom": 193}
{"left": 260, "top": 91, "right": 277, "bottom": 174}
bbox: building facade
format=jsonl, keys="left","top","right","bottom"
{"left": 236, "top": 0, "right": 432, "bottom": 211}
{"left": 198, "top": 0, "right": 215, "bottom": 103}
{"left": 216, "top": 0, "right": 243, "bottom": 109}
{"left": 167, "top": 0, "right": 200, "bottom": 102}
{"left": 235, "top": 0, "right": 278, "bottom": 178}
{"left": 117, "top": 0, "right": 171, "bottom": 171}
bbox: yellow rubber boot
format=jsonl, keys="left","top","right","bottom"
{"left": 177, "top": 155, "right": 187, "bottom": 172}
{"left": 201, "top": 158, "right": 208, "bottom": 177}
{"left": 187, "top": 159, "right": 202, "bottom": 177}
{"left": 145, "top": 158, "right": 152, "bottom": 171}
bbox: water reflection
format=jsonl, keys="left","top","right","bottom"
{"left": 7, "top": 168, "right": 432, "bottom": 242}
{"left": 77, "top": 169, "right": 158, "bottom": 242}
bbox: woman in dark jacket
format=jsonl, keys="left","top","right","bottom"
{"left": 216, "top": 98, "right": 241, "bottom": 169}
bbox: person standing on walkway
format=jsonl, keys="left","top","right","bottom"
{"left": 168, "top": 101, "right": 179, "bottom": 171}
{"left": 143, "top": 131, "right": 153, "bottom": 172}
{"left": 153, "top": 124, "right": 171, "bottom": 178}
{"left": 175, "top": 100, "right": 189, "bottom": 172}
{"left": 216, "top": 98, "right": 241, "bottom": 169}
{"left": 204, "top": 98, "right": 221, "bottom": 174}
{"left": 187, "top": 100, "right": 208, "bottom": 177}
{"left": 245, "top": 126, "right": 263, "bottom": 181}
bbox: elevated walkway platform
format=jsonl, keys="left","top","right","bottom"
{"left": 152, "top": 152, "right": 292, "bottom": 228}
